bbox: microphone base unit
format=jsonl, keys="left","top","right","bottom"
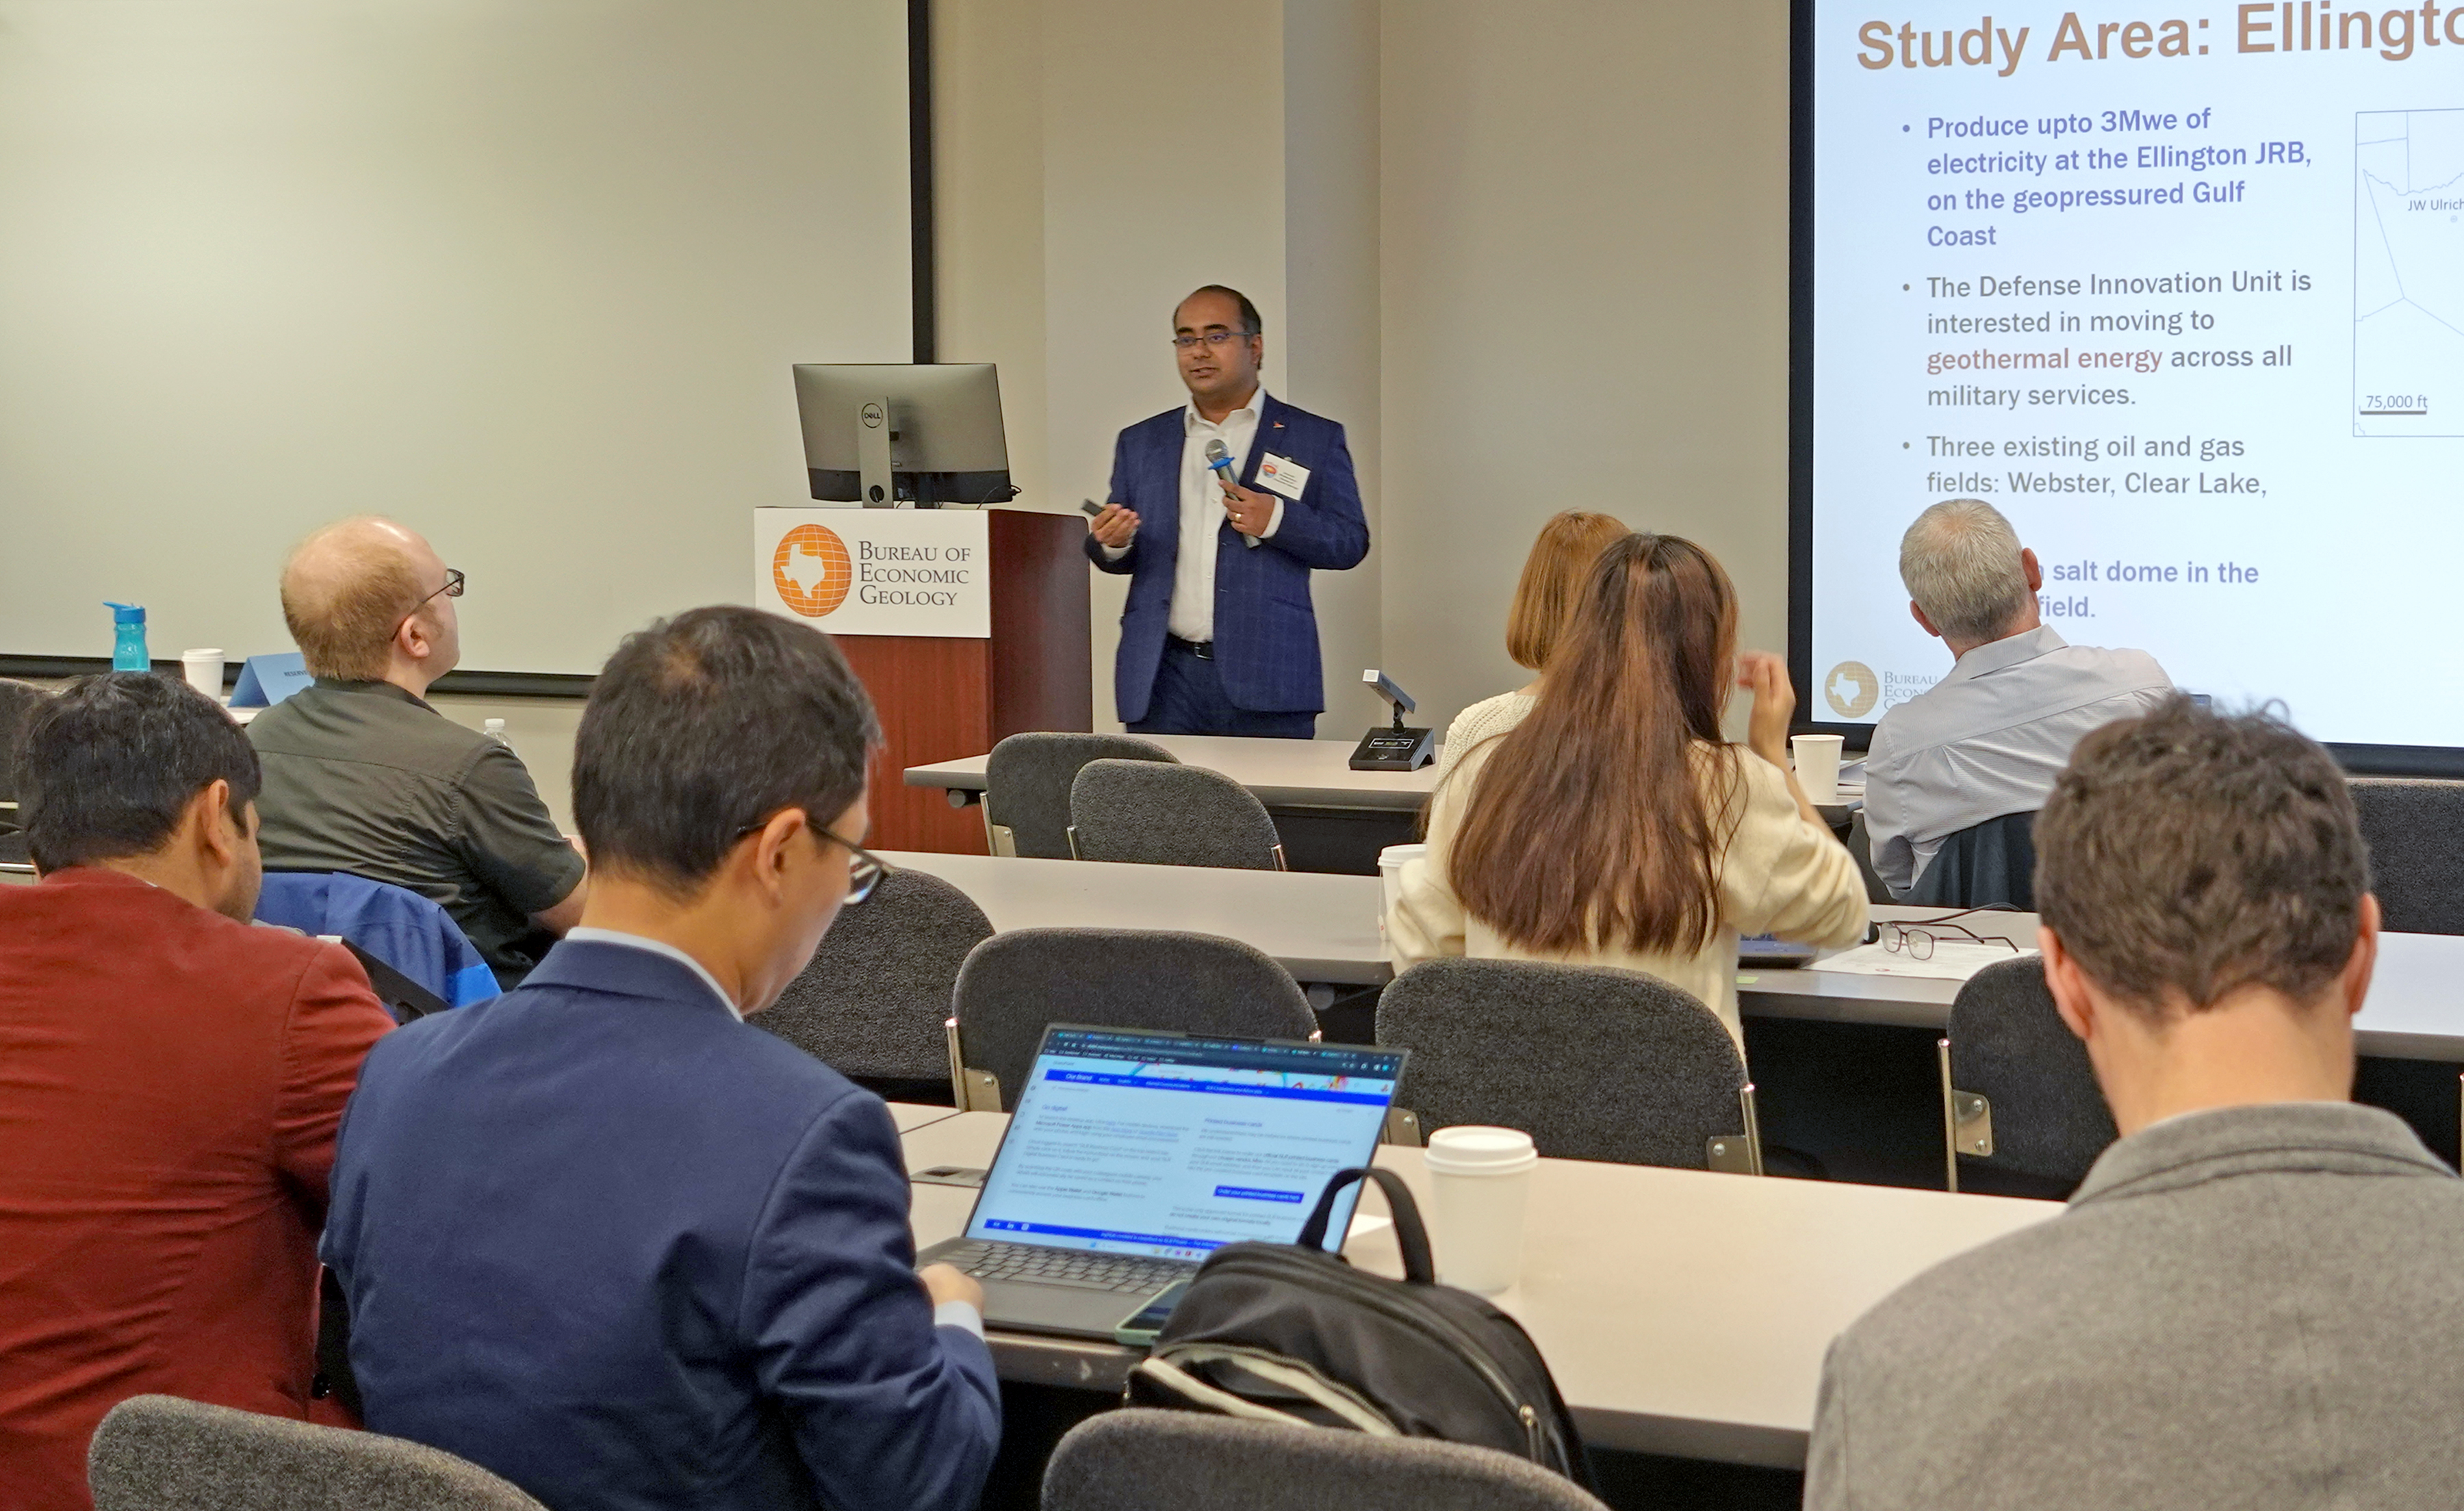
{"left": 1349, "top": 725, "right": 1435, "bottom": 772}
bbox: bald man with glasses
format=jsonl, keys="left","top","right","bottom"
{"left": 1084, "top": 285, "right": 1369, "bottom": 737}
{"left": 248, "top": 517, "right": 586, "bottom": 987}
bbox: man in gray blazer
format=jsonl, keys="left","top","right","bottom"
{"left": 1806, "top": 697, "right": 2464, "bottom": 1509}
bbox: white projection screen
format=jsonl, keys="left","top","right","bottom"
{"left": 0, "top": 0, "right": 912, "bottom": 678}
{"left": 1792, "top": 0, "right": 2464, "bottom": 769}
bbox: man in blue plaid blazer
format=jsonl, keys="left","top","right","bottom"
{"left": 1084, "top": 286, "right": 1370, "bottom": 738}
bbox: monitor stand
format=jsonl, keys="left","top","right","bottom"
{"left": 858, "top": 398, "right": 895, "bottom": 506}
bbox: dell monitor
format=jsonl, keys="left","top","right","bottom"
{"left": 793, "top": 362, "right": 1014, "bottom": 508}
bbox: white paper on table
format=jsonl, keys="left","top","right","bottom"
{"left": 1814, "top": 940, "right": 2038, "bottom": 981}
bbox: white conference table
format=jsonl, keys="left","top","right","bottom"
{"left": 876, "top": 856, "right": 2464, "bottom": 1060}
{"left": 881, "top": 850, "right": 1387, "bottom": 985}
{"left": 904, "top": 734, "right": 1441, "bottom": 814}
{"left": 895, "top": 1108, "right": 2053, "bottom": 1468}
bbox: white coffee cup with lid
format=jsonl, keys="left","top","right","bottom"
{"left": 1422, "top": 1125, "right": 1540, "bottom": 1295}
{"left": 1376, "top": 843, "right": 1427, "bottom": 966}
{"left": 181, "top": 649, "right": 225, "bottom": 700}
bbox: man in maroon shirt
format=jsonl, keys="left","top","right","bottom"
{"left": 0, "top": 673, "right": 394, "bottom": 1510}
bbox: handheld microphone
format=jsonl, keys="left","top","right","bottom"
{"left": 1205, "top": 439, "right": 1261, "bottom": 548}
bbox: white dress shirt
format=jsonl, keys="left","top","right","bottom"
{"left": 561, "top": 927, "right": 986, "bottom": 1341}
{"left": 1103, "top": 387, "right": 1284, "bottom": 643}
{"left": 1862, "top": 625, "right": 2173, "bottom": 895}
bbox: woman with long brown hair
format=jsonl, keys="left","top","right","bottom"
{"left": 1388, "top": 532, "right": 1866, "bottom": 1044}
{"left": 1433, "top": 510, "right": 1629, "bottom": 784}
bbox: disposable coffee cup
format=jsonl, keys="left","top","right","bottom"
{"left": 1377, "top": 844, "right": 1427, "bottom": 965}
{"left": 181, "top": 649, "right": 226, "bottom": 699}
{"left": 1791, "top": 733, "right": 1845, "bottom": 805}
{"left": 1423, "top": 1125, "right": 1539, "bottom": 1295}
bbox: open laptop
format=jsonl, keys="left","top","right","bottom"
{"left": 917, "top": 1024, "right": 1406, "bottom": 1340}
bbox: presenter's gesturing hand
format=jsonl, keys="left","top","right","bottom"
{"left": 1737, "top": 651, "right": 1825, "bottom": 828}
{"left": 1088, "top": 503, "right": 1140, "bottom": 549}
{"left": 1220, "top": 482, "right": 1275, "bottom": 539}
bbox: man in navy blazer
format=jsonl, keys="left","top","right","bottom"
{"left": 1086, "top": 285, "right": 1370, "bottom": 736}
{"left": 322, "top": 606, "right": 999, "bottom": 1511}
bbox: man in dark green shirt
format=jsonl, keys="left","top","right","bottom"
{"left": 248, "top": 518, "right": 586, "bottom": 986}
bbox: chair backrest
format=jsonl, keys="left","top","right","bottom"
{"left": 1906, "top": 809, "right": 2039, "bottom": 909}
{"left": 983, "top": 732, "right": 1177, "bottom": 858}
{"left": 756, "top": 868, "right": 994, "bottom": 1085}
{"left": 951, "top": 927, "right": 1316, "bottom": 1109}
{"left": 88, "top": 1395, "right": 545, "bottom": 1511}
{"left": 1843, "top": 809, "right": 1895, "bottom": 904}
{"left": 1943, "top": 954, "right": 2116, "bottom": 1193}
{"left": 254, "top": 872, "right": 498, "bottom": 1007}
{"left": 0, "top": 679, "right": 53, "bottom": 849}
{"left": 2350, "top": 777, "right": 2464, "bottom": 935}
{"left": 1375, "top": 959, "right": 1751, "bottom": 1170}
{"left": 1069, "top": 759, "right": 1284, "bottom": 869}
{"left": 1043, "top": 1408, "right": 1610, "bottom": 1511}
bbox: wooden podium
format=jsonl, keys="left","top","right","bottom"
{"left": 829, "top": 510, "right": 1090, "bottom": 853}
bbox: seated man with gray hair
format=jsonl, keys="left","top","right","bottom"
{"left": 1862, "top": 499, "right": 2170, "bottom": 896}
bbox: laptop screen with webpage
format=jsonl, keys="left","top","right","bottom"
{"left": 964, "top": 1026, "right": 1405, "bottom": 1262}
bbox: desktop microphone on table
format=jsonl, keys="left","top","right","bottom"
{"left": 1204, "top": 439, "right": 1260, "bottom": 548}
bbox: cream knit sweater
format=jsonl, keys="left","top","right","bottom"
{"left": 1389, "top": 733, "right": 1869, "bottom": 1046}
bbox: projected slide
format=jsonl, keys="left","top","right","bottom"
{"left": 1806, "top": 4, "right": 2464, "bottom": 749}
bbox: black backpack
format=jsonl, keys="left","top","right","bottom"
{"left": 1125, "top": 1166, "right": 1591, "bottom": 1484}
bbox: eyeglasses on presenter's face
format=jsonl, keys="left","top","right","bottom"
{"left": 1171, "top": 329, "right": 1257, "bottom": 350}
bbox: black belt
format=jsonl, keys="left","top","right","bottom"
{"left": 1167, "top": 635, "right": 1215, "bottom": 660}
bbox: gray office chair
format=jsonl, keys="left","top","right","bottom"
{"left": 949, "top": 927, "right": 1316, "bottom": 1110}
{"left": 1905, "top": 810, "right": 2038, "bottom": 909}
{"left": 1375, "top": 959, "right": 1764, "bottom": 1174}
{"left": 2350, "top": 777, "right": 2464, "bottom": 935}
{"left": 88, "top": 1395, "right": 544, "bottom": 1511}
{"left": 1068, "top": 759, "right": 1286, "bottom": 869}
{"left": 0, "top": 678, "right": 51, "bottom": 866}
{"left": 1938, "top": 955, "right": 2116, "bottom": 1196}
{"left": 1843, "top": 810, "right": 1895, "bottom": 904}
{"left": 1044, "top": 1408, "right": 1610, "bottom": 1511}
{"left": 981, "top": 732, "right": 1179, "bottom": 858}
{"left": 756, "top": 868, "right": 994, "bottom": 1101}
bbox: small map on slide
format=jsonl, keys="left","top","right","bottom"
{"left": 2355, "top": 109, "right": 2464, "bottom": 437}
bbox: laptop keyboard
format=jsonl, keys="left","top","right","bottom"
{"left": 942, "top": 1241, "right": 1191, "bottom": 1293}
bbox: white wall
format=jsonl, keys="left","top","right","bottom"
{"left": 1376, "top": 0, "right": 1793, "bottom": 732}
{"left": 0, "top": 0, "right": 914, "bottom": 675}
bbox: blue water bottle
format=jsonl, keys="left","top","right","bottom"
{"left": 105, "top": 602, "right": 149, "bottom": 671}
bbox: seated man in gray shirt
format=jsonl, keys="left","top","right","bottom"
{"left": 1864, "top": 500, "right": 2170, "bottom": 896}
{"left": 1808, "top": 698, "right": 2464, "bottom": 1510}
{"left": 248, "top": 517, "right": 586, "bottom": 986}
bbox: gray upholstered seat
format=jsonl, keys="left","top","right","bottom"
{"left": 1042, "top": 1408, "right": 1610, "bottom": 1511}
{"left": 950, "top": 927, "right": 1316, "bottom": 1109}
{"left": 1843, "top": 809, "right": 1895, "bottom": 903}
{"left": 2349, "top": 777, "right": 2464, "bottom": 935}
{"left": 88, "top": 1394, "right": 544, "bottom": 1511}
{"left": 1375, "top": 958, "right": 1760, "bottom": 1172}
{"left": 982, "top": 732, "right": 1177, "bottom": 858}
{"left": 755, "top": 868, "right": 993, "bottom": 1097}
{"left": 1905, "top": 810, "right": 2038, "bottom": 909}
{"left": 1939, "top": 954, "right": 2116, "bottom": 1196}
{"left": 0, "top": 678, "right": 51, "bottom": 866}
{"left": 1069, "top": 758, "right": 1285, "bottom": 869}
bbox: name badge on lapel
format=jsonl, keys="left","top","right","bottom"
{"left": 1256, "top": 453, "right": 1311, "bottom": 502}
